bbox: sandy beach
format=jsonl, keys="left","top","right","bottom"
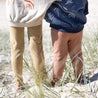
{"left": 0, "top": 0, "right": 98, "bottom": 98}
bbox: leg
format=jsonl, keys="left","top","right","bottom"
{"left": 10, "top": 27, "right": 24, "bottom": 87}
{"left": 51, "top": 28, "right": 68, "bottom": 82}
{"left": 68, "top": 31, "right": 83, "bottom": 83}
{"left": 27, "top": 24, "right": 44, "bottom": 80}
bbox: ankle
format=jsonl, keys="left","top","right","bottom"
{"left": 16, "top": 84, "right": 25, "bottom": 90}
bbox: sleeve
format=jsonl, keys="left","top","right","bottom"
{"left": 84, "top": 0, "right": 89, "bottom": 15}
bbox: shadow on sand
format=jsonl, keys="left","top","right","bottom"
{"left": 83, "top": 73, "right": 98, "bottom": 85}
{"left": 90, "top": 73, "right": 98, "bottom": 82}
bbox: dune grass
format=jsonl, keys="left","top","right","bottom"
{"left": 22, "top": 30, "right": 98, "bottom": 98}
{"left": 0, "top": 29, "right": 98, "bottom": 98}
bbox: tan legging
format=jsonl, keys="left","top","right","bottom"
{"left": 10, "top": 24, "right": 44, "bottom": 86}
{"left": 51, "top": 28, "right": 83, "bottom": 83}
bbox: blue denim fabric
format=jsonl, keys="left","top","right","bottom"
{"left": 45, "top": 0, "right": 88, "bottom": 33}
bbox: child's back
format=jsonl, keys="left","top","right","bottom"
{"left": 6, "top": 0, "right": 57, "bottom": 27}
{"left": 6, "top": 0, "right": 59, "bottom": 90}
{"left": 45, "top": 0, "right": 88, "bottom": 33}
{"left": 45, "top": 0, "right": 89, "bottom": 86}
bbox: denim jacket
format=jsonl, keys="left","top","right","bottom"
{"left": 45, "top": 0, "right": 88, "bottom": 33}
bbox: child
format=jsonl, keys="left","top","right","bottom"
{"left": 6, "top": 0, "right": 58, "bottom": 90}
{"left": 45, "top": 0, "right": 88, "bottom": 86}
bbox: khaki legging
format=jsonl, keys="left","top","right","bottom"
{"left": 10, "top": 24, "right": 44, "bottom": 86}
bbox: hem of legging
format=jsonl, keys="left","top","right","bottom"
{"left": 50, "top": 24, "right": 84, "bottom": 33}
